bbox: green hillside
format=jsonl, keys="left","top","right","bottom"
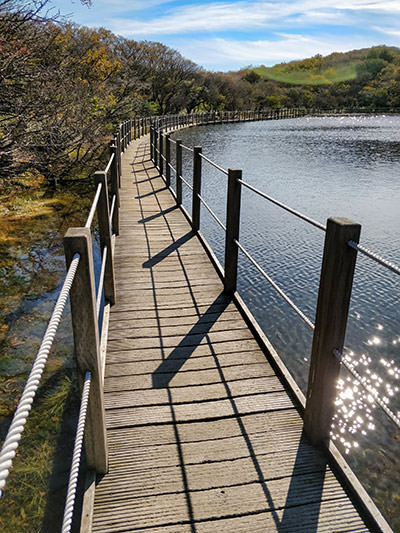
{"left": 252, "top": 46, "right": 400, "bottom": 86}
{"left": 254, "top": 62, "right": 359, "bottom": 85}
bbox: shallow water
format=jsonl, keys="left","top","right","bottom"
{"left": 0, "top": 182, "right": 96, "bottom": 531}
{"left": 173, "top": 116, "right": 400, "bottom": 528}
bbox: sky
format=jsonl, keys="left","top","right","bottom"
{"left": 49, "top": 0, "right": 400, "bottom": 71}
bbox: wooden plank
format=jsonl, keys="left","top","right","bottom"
{"left": 104, "top": 376, "right": 285, "bottom": 408}
{"left": 105, "top": 352, "right": 270, "bottom": 376}
{"left": 104, "top": 362, "right": 275, "bottom": 392}
{"left": 90, "top": 136, "right": 377, "bottom": 533}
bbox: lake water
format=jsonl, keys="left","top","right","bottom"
{"left": 172, "top": 115, "right": 400, "bottom": 529}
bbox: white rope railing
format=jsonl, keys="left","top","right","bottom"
{"left": 109, "top": 195, "right": 116, "bottom": 227}
{"left": 85, "top": 183, "right": 102, "bottom": 229}
{"left": 333, "top": 349, "right": 400, "bottom": 429}
{"left": 0, "top": 253, "right": 80, "bottom": 496}
{"left": 104, "top": 153, "right": 114, "bottom": 175}
{"left": 61, "top": 371, "right": 92, "bottom": 533}
{"left": 96, "top": 246, "right": 108, "bottom": 319}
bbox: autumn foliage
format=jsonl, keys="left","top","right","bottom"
{"left": 1, "top": 1, "right": 399, "bottom": 187}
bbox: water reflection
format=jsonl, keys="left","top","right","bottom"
{"left": 332, "top": 348, "right": 400, "bottom": 454}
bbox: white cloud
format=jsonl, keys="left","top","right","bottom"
{"left": 373, "top": 25, "right": 400, "bottom": 37}
{"left": 105, "top": 0, "right": 400, "bottom": 38}
{"left": 178, "top": 34, "right": 383, "bottom": 70}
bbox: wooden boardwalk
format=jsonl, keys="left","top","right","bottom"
{"left": 91, "top": 137, "right": 371, "bottom": 532}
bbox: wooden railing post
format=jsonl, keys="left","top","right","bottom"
{"left": 159, "top": 131, "right": 164, "bottom": 179}
{"left": 224, "top": 169, "right": 242, "bottom": 294}
{"left": 109, "top": 142, "right": 120, "bottom": 236}
{"left": 94, "top": 171, "right": 116, "bottom": 305}
{"left": 176, "top": 139, "right": 182, "bottom": 205}
{"left": 304, "top": 217, "right": 361, "bottom": 446}
{"left": 63, "top": 228, "right": 108, "bottom": 474}
{"left": 192, "top": 146, "right": 202, "bottom": 231}
{"left": 165, "top": 134, "right": 171, "bottom": 187}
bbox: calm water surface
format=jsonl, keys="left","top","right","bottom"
{"left": 173, "top": 116, "right": 400, "bottom": 528}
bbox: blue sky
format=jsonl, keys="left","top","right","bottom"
{"left": 49, "top": 0, "right": 400, "bottom": 71}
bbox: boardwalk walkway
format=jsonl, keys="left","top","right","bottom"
{"left": 91, "top": 136, "right": 370, "bottom": 532}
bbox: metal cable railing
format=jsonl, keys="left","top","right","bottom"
{"left": 181, "top": 143, "right": 194, "bottom": 153}
{"left": 0, "top": 253, "right": 81, "bottom": 496}
{"left": 348, "top": 240, "right": 400, "bottom": 276}
{"left": 198, "top": 194, "right": 226, "bottom": 231}
{"left": 85, "top": 183, "right": 102, "bottom": 228}
{"left": 151, "top": 113, "right": 400, "bottom": 444}
{"left": 238, "top": 179, "right": 326, "bottom": 232}
{"left": 199, "top": 153, "right": 229, "bottom": 175}
{"left": 333, "top": 349, "right": 400, "bottom": 430}
{"left": 180, "top": 175, "right": 193, "bottom": 191}
{"left": 234, "top": 239, "right": 315, "bottom": 331}
{"left": 61, "top": 370, "right": 92, "bottom": 533}
{"left": 168, "top": 162, "right": 176, "bottom": 173}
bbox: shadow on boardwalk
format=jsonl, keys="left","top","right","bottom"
{"left": 152, "top": 293, "right": 326, "bottom": 532}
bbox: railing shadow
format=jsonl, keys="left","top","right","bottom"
{"left": 152, "top": 293, "right": 230, "bottom": 388}
{"left": 138, "top": 205, "right": 178, "bottom": 224}
{"left": 151, "top": 289, "right": 327, "bottom": 530}
{"left": 135, "top": 187, "right": 167, "bottom": 199}
{"left": 277, "top": 430, "right": 326, "bottom": 532}
{"left": 143, "top": 231, "right": 194, "bottom": 269}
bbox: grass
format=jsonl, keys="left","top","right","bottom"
{"left": 0, "top": 374, "right": 79, "bottom": 533}
{"left": 254, "top": 62, "right": 359, "bottom": 86}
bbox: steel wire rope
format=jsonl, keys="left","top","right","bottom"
{"left": 0, "top": 253, "right": 81, "bottom": 495}
{"left": 197, "top": 194, "right": 226, "bottom": 231}
{"left": 348, "top": 241, "right": 400, "bottom": 276}
{"left": 237, "top": 179, "right": 326, "bottom": 231}
{"left": 180, "top": 175, "right": 193, "bottom": 191}
{"left": 234, "top": 239, "right": 315, "bottom": 330}
{"left": 199, "top": 153, "right": 229, "bottom": 175}
{"left": 333, "top": 349, "right": 400, "bottom": 429}
{"left": 61, "top": 371, "right": 92, "bottom": 533}
{"left": 181, "top": 144, "right": 194, "bottom": 153}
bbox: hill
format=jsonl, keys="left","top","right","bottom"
{"left": 251, "top": 46, "right": 400, "bottom": 86}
